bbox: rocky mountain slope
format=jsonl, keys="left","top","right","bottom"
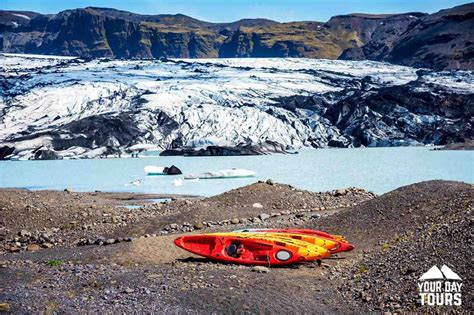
{"left": 0, "top": 54, "right": 472, "bottom": 160}
{"left": 339, "top": 3, "right": 474, "bottom": 70}
{"left": 0, "top": 4, "right": 472, "bottom": 70}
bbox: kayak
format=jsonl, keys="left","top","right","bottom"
{"left": 206, "top": 232, "right": 330, "bottom": 261}
{"left": 144, "top": 166, "right": 166, "bottom": 175}
{"left": 184, "top": 168, "right": 255, "bottom": 180}
{"left": 174, "top": 234, "right": 314, "bottom": 266}
{"left": 233, "top": 228, "right": 354, "bottom": 253}
{"left": 233, "top": 228, "right": 345, "bottom": 242}
{"left": 236, "top": 232, "right": 340, "bottom": 252}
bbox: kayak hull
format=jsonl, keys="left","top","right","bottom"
{"left": 174, "top": 235, "right": 312, "bottom": 266}
{"left": 205, "top": 233, "right": 331, "bottom": 261}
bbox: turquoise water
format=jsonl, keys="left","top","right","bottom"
{"left": 0, "top": 147, "right": 472, "bottom": 196}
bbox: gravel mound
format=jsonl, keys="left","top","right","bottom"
{"left": 336, "top": 181, "right": 473, "bottom": 312}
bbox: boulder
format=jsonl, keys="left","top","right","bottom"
{"left": 231, "top": 218, "right": 240, "bottom": 224}
{"left": 0, "top": 146, "right": 14, "bottom": 160}
{"left": 193, "top": 222, "right": 204, "bottom": 230}
{"left": 164, "top": 165, "right": 182, "bottom": 175}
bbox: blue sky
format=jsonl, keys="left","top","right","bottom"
{"left": 1, "top": 0, "right": 470, "bottom": 22}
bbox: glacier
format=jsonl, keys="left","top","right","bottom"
{"left": 0, "top": 53, "right": 472, "bottom": 159}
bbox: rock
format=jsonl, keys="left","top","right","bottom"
{"left": 252, "top": 217, "right": 262, "bottom": 223}
{"left": 122, "top": 287, "right": 135, "bottom": 294}
{"left": 104, "top": 239, "right": 116, "bottom": 245}
{"left": 231, "top": 218, "right": 240, "bottom": 224}
{"left": 251, "top": 266, "right": 270, "bottom": 273}
{"left": 193, "top": 222, "right": 204, "bottom": 230}
{"left": 64, "top": 188, "right": 73, "bottom": 193}
{"left": 160, "top": 142, "right": 289, "bottom": 156}
{"left": 163, "top": 165, "right": 182, "bottom": 175}
{"left": 252, "top": 203, "right": 263, "bottom": 208}
{"left": 0, "top": 303, "right": 11, "bottom": 312}
{"left": 335, "top": 189, "right": 346, "bottom": 197}
{"left": 266, "top": 179, "right": 274, "bottom": 185}
{"left": 258, "top": 213, "right": 270, "bottom": 220}
{"left": 95, "top": 237, "right": 106, "bottom": 245}
{"left": 19, "top": 230, "right": 31, "bottom": 238}
{"left": 169, "top": 223, "right": 179, "bottom": 230}
{"left": 34, "top": 149, "right": 62, "bottom": 160}
{"left": 0, "top": 146, "right": 14, "bottom": 160}
{"left": 41, "top": 243, "right": 54, "bottom": 249}
{"left": 26, "top": 244, "right": 40, "bottom": 252}
{"left": 9, "top": 246, "right": 20, "bottom": 253}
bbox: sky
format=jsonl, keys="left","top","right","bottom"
{"left": 1, "top": 0, "right": 471, "bottom": 22}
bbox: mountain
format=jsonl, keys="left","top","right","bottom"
{"left": 0, "top": 54, "right": 472, "bottom": 160}
{"left": 0, "top": 4, "right": 472, "bottom": 69}
{"left": 339, "top": 3, "right": 474, "bottom": 70}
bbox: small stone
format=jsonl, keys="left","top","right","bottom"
{"left": 27, "top": 244, "right": 40, "bottom": 252}
{"left": 41, "top": 243, "right": 54, "bottom": 249}
{"left": 169, "top": 223, "right": 179, "bottom": 229}
{"left": 104, "top": 239, "right": 116, "bottom": 245}
{"left": 0, "top": 303, "right": 11, "bottom": 312}
{"left": 9, "top": 246, "right": 20, "bottom": 253}
{"left": 265, "top": 179, "right": 274, "bottom": 185}
{"left": 19, "top": 230, "right": 31, "bottom": 238}
{"left": 258, "top": 213, "right": 270, "bottom": 220}
{"left": 64, "top": 188, "right": 73, "bottom": 193}
{"left": 251, "top": 266, "right": 270, "bottom": 273}
{"left": 95, "top": 237, "right": 106, "bottom": 245}
{"left": 193, "top": 222, "right": 204, "bottom": 230}
{"left": 230, "top": 218, "right": 240, "bottom": 224}
{"left": 123, "top": 287, "right": 135, "bottom": 294}
{"left": 252, "top": 203, "right": 263, "bottom": 209}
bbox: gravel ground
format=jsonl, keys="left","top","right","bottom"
{"left": 0, "top": 180, "right": 472, "bottom": 313}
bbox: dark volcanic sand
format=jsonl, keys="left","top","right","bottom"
{"left": 0, "top": 180, "right": 472, "bottom": 313}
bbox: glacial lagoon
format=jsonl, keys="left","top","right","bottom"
{"left": 0, "top": 147, "right": 472, "bottom": 197}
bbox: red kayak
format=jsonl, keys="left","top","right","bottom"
{"left": 174, "top": 234, "right": 310, "bottom": 266}
{"left": 234, "top": 228, "right": 355, "bottom": 253}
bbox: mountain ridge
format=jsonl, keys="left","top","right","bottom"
{"left": 0, "top": 3, "right": 472, "bottom": 69}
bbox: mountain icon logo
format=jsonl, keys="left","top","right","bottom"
{"left": 419, "top": 265, "right": 462, "bottom": 281}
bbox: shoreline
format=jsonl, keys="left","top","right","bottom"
{"left": 1, "top": 143, "right": 468, "bottom": 161}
